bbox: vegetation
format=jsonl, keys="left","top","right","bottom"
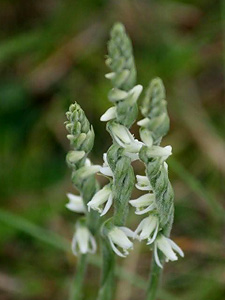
{"left": 0, "top": 1, "right": 224, "bottom": 299}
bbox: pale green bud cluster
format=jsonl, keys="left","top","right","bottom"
{"left": 104, "top": 23, "right": 142, "bottom": 128}
{"left": 138, "top": 78, "right": 170, "bottom": 146}
{"left": 65, "top": 102, "right": 95, "bottom": 168}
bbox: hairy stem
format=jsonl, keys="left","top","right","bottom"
{"left": 146, "top": 257, "right": 163, "bottom": 300}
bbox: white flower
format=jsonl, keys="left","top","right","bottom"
{"left": 134, "top": 215, "right": 159, "bottom": 244}
{"left": 80, "top": 164, "right": 101, "bottom": 179}
{"left": 146, "top": 145, "right": 172, "bottom": 160}
{"left": 154, "top": 234, "right": 184, "bottom": 268}
{"left": 108, "top": 226, "right": 134, "bottom": 257}
{"left": 87, "top": 185, "right": 113, "bottom": 216}
{"left": 72, "top": 223, "right": 96, "bottom": 255}
{"left": 99, "top": 153, "right": 113, "bottom": 177}
{"left": 135, "top": 175, "right": 152, "bottom": 191}
{"left": 129, "top": 193, "right": 156, "bottom": 215}
{"left": 66, "top": 193, "right": 86, "bottom": 213}
{"left": 111, "top": 123, "right": 143, "bottom": 153}
{"left": 100, "top": 107, "right": 117, "bottom": 122}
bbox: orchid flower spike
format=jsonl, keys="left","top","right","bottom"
{"left": 154, "top": 234, "right": 184, "bottom": 268}
{"left": 108, "top": 226, "right": 134, "bottom": 257}
{"left": 110, "top": 122, "right": 143, "bottom": 154}
{"left": 134, "top": 215, "right": 159, "bottom": 244}
{"left": 87, "top": 184, "right": 113, "bottom": 216}
{"left": 72, "top": 221, "right": 97, "bottom": 255}
{"left": 99, "top": 153, "right": 113, "bottom": 177}
{"left": 129, "top": 193, "right": 156, "bottom": 215}
{"left": 66, "top": 193, "right": 86, "bottom": 213}
{"left": 135, "top": 175, "right": 152, "bottom": 191}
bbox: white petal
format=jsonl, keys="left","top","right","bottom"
{"left": 156, "top": 235, "right": 178, "bottom": 261}
{"left": 105, "top": 72, "right": 115, "bottom": 79}
{"left": 76, "top": 227, "right": 89, "bottom": 254}
{"left": 100, "top": 107, "right": 117, "bottom": 122}
{"left": 100, "top": 193, "right": 113, "bottom": 216}
{"left": 154, "top": 243, "right": 163, "bottom": 268}
{"left": 128, "top": 85, "right": 143, "bottom": 103}
{"left": 109, "top": 237, "right": 126, "bottom": 258}
{"left": 66, "top": 193, "right": 85, "bottom": 213}
{"left": 80, "top": 165, "right": 101, "bottom": 178}
{"left": 147, "top": 145, "right": 172, "bottom": 160}
{"left": 147, "top": 221, "right": 159, "bottom": 244}
{"left": 134, "top": 218, "right": 146, "bottom": 239}
{"left": 109, "top": 227, "right": 133, "bottom": 250}
{"left": 119, "top": 227, "right": 135, "bottom": 239}
{"left": 167, "top": 238, "right": 184, "bottom": 257}
{"left": 99, "top": 166, "right": 113, "bottom": 177}
{"left": 129, "top": 194, "right": 155, "bottom": 208}
{"left": 137, "top": 118, "right": 150, "bottom": 127}
{"left": 135, "top": 203, "right": 155, "bottom": 215}
{"left": 87, "top": 186, "right": 111, "bottom": 211}
{"left": 85, "top": 158, "right": 91, "bottom": 167}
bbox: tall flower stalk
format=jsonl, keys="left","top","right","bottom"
{"left": 137, "top": 78, "right": 184, "bottom": 300}
{"left": 94, "top": 23, "right": 143, "bottom": 300}
{"left": 65, "top": 103, "right": 100, "bottom": 300}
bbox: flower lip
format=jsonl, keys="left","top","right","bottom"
{"left": 135, "top": 175, "right": 152, "bottom": 191}
{"left": 87, "top": 185, "right": 113, "bottom": 216}
{"left": 129, "top": 193, "right": 156, "bottom": 215}
{"left": 108, "top": 226, "right": 134, "bottom": 257}
{"left": 134, "top": 215, "right": 159, "bottom": 244}
{"left": 111, "top": 123, "right": 143, "bottom": 153}
{"left": 154, "top": 234, "right": 184, "bottom": 268}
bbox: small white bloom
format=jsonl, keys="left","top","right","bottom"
{"left": 99, "top": 153, "right": 113, "bottom": 177}
{"left": 100, "top": 107, "right": 117, "bottom": 122}
{"left": 80, "top": 165, "right": 101, "bottom": 179}
{"left": 66, "top": 193, "right": 86, "bottom": 213}
{"left": 85, "top": 158, "right": 91, "bottom": 167}
{"left": 111, "top": 123, "right": 143, "bottom": 153}
{"left": 147, "top": 145, "right": 172, "bottom": 160}
{"left": 108, "top": 226, "right": 134, "bottom": 257}
{"left": 105, "top": 72, "right": 115, "bottom": 79}
{"left": 135, "top": 175, "right": 152, "bottom": 191}
{"left": 129, "top": 193, "right": 156, "bottom": 215}
{"left": 154, "top": 234, "right": 184, "bottom": 268}
{"left": 87, "top": 185, "right": 113, "bottom": 216}
{"left": 127, "top": 85, "right": 143, "bottom": 104}
{"left": 134, "top": 215, "right": 159, "bottom": 244}
{"left": 137, "top": 117, "right": 150, "bottom": 127}
{"left": 72, "top": 224, "right": 96, "bottom": 255}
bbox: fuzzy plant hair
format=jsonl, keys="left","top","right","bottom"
{"left": 65, "top": 22, "right": 183, "bottom": 300}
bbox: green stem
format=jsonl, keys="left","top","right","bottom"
{"left": 97, "top": 239, "right": 115, "bottom": 300}
{"left": 146, "top": 257, "right": 163, "bottom": 300}
{"left": 69, "top": 254, "right": 88, "bottom": 300}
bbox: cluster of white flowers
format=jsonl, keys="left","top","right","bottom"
{"left": 66, "top": 158, "right": 100, "bottom": 255}
{"left": 78, "top": 113, "right": 184, "bottom": 268}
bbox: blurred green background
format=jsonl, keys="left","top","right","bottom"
{"left": 0, "top": 0, "right": 224, "bottom": 299}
